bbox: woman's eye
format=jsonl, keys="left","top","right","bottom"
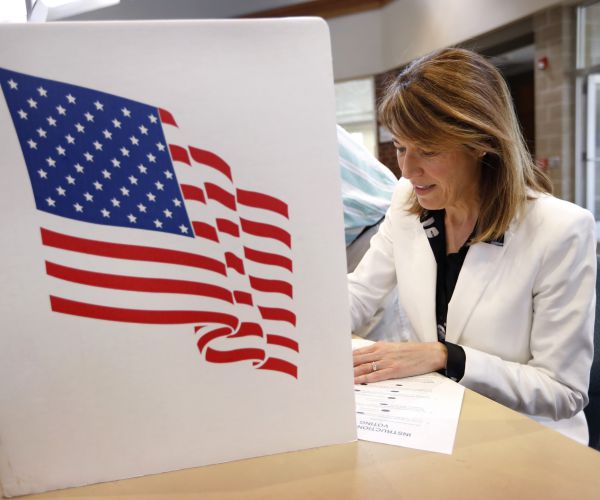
{"left": 420, "top": 150, "right": 437, "bottom": 157}
{"left": 394, "top": 145, "right": 406, "bottom": 154}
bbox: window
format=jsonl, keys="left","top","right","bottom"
{"left": 576, "top": 1, "right": 600, "bottom": 235}
{"left": 334, "top": 77, "right": 377, "bottom": 156}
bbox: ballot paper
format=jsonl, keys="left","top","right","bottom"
{"left": 352, "top": 339, "right": 464, "bottom": 454}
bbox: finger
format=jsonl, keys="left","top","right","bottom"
{"left": 353, "top": 362, "right": 376, "bottom": 378}
{"left": 353, "top": 349, "right": 381, "bottom": 366}
{"left": 354, "top": 367, "right": 395, "bottom": 384}
{"left": 352, "top": 343, "right": 378, "bottom": 356}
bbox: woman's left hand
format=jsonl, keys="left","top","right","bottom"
{"left": 353, "top": 341, "right": 448, "bottom": 384}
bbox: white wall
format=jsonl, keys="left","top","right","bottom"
{"left": 327, "top": 9, "right": 384, "bottom": 82}
{"left": 62, "top": 0, "right": 567, "bottom": 80}
{"left": 329, "top": 0, "right": 566, "bottom": 81}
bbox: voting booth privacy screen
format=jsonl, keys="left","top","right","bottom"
{"left": 0, "top": 20, "right": 356, "bottom": 497}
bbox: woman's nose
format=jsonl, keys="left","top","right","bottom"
{"left": 399, "top": 153, "right": 422, "bottom": 179}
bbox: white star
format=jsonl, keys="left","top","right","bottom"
{"left": 137, "top": 164, "right": 147, "bottom": 174}
{"left": 46, "top": 116, "right": 57, "bottom": 126}
{"left": 56, "top": 145, "right": 66, "bottom": 156}
{"left": 146, "top": 192, "right": 156, "bottom": 202}
{"left": 66, "top": 94, "right": 76, "bottom": 104}
{"left": 17, "top": 109, "right": 27, "bottom": 119}
{"left": 56, "top": 186, "right": 66, "bottom": 196}
{"left": 120, "top": 147, "right": 130, "bottom": 157}
{"left": 74, "top": 163, "right": 84, "bottom": 173}
{"left": 37, "top": 86, "right": 47, "bottom": 97}
{"left": 137, "top": 203, "right": 147, "bottom": 213}
{"left": 156, "top": 142, "right": 166, "bottom": 152}
{"left": 173, "top": 198, "right": 182, "bottom": 207}
{"left": 94, "top": 101, "right": 104, "bottom": 111}
{"left": 153, "top": 219, "right": 163, "bottom": 229}
{"left": 164, "top": 170, "right": 174, "bottom": 180}
{"left": 111, "top": 158, "right": 121, "bottom": 168}
{"left": 84, "top": 112, "right": 94, "bottom": 122}
{"left": 155, "top": 181, "right": 164, "bottom": 191}
{"left": 73, "top": 202, "right": 83, "bottom": 212}
{"left": 179, "top": 224, "right": 188, "bottom": 234}
{"left": 56, "top": 105, "right": 66, "bottom": 116}
{"left": 101, "top": 208, "right": 110, "bottom": 218}
{"left": 27, "top": 139, "right": 37, "bottom": 149}
{"left": 27, "top": 98, "right": 38, "bottom": 109}
{"left": 120, "top": 186, "right": 130, "bottom": 196}
{"left": 110, "top": 197, "right": 120, "bottom": 207}
{"left": 163, "top": 208, "right": 173, "bottom": 218}
{"left": 65, "top": 134, "right": 75, "bottom": 144}
{"left": 112, "top": 118, "right": 121, "bottom": 128}
{"left": 102, "top": 129, "right": 112, "bottom": 139}
{"left": 46, "top": 197, "right": 56, "bottom": 207}
{"left": 139, "top": 125, "right": 148, "bottom": 135}
{"left": 84, "top": 192, "right": 94, "bottom": 202}
{"left": 147, "top": 153, "right": 156, "bottom": 163}
{"left": 37, "top": 169, "right": 48, "bottom": 179}
{"left": 128, "top": 175, "right": 138, "bottom": 185}
{"left": 130, "top": 135, "right": 139, "bottom": 146}
{"left": 93, "top": 181, "right": 103, "bottom": 191}
{"left": 101, "top": 169, "right": 111, "bottom": 179}
{"left": 83, "top": 151, "right": 94, "bottom": 162}
{"left": 93, "top": 141, "right": 103, "bottom": 151}
{"left": 121, "top": 107, "right": 131, "bottom": 118}
{"left": 65, "top": 175, "right": 75, "bottom": 185}
{"left": 127, "top": 213, "right": 137, "bottom": 223}
{"left": 46, "top": 157, "right": 56, "bottom": 167}
{"left": 148, "top": 114, "right": 158, "bottom": 124}
{"left": 75, "top": 123, "right": 85, "bottom": 133}
{"left": 37, "top": 127, "right": 47, "bottom": 138}
{"left": 8, "top": 79, "right": 18, "bottom": 90}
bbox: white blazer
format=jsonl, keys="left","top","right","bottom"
{"left": 348, "top": 178, "right": 597, "bottom": 444}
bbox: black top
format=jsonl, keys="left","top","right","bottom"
{"left": 421, "top": 210, "right": 467, "bottom": 382}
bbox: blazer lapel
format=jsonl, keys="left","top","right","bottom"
{"left": 394, "top": 217, "right": 438, "bottom": 342}
{"left": 444, "top": 231, "right": 510, "bottom": 344}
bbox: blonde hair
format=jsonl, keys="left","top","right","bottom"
{"left": 379, "top": 47, "right": 552, "bottom": 243}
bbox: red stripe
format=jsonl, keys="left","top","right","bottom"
{"left": 205, "top": 183, "right": 236, "bottom": 211}
{"left": 225, "top": 252, "right": 245, "bottom": 274}
{"left": 204, "top": 347, "right": 265, "bottom": 364}
{"left": 158, "top": 108, "right": 178, "bottom": 127}
{"left": 249, "top": 276, "right": 293, "bottom": 298}
{"left": 258, "top": 357, "right": 298, "bottom": 378}
{"left": 233, "top": 291, "right": 253, "bottom": 305}
{"left": 192, "top": 221, "right": 219, "bottom": 241}
{"left": 236, "top": 189, "right": 289, "bottom": 218}
{"left": 50, "top": 296, "right": 238, "bottom": 326}
{"left": 258, "top": 306, "right": 297, "bottom": 326}
{"left": 231, "top": 321, "right": 263, "bottom": 338}
{"left": 181, "top": 184, "right": 206, "bottom": 204}
{"left": 41, "top": 228, "right": 226, "bottom": 275}
{"left": 266, "top": 334, "right": 299, "bottom": 352}
{"left": 243, "top": 247, "right": 292, "bottom": 272}
{"left": 169, "top": 144, "right": 191, "bottom": 165}
{"left": 240, "top": 218, "right": 291, "bottom": 248}
{"left": 188, "top": 147, "right": 232, "bottom": 181}
{"left": 196, "top": 326, "right": 232, "bottom": 353}
{"left": 216, "top": 218, "right": 240, "bottom": 237}
{"left": 46, "top": 261, "right": 233, "bottom": 303}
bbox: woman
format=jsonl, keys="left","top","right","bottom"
{"left": 349, "top": 47, "right": 596, "bottom": 444}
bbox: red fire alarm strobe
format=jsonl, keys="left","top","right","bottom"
{"left": 537, "top": 56, "right": 549, "bottom": 70}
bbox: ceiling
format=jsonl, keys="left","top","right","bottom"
{"left": 64, "top": 0, "right": 393, "bottom": 21}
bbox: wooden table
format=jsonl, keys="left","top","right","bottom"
{"left": 5, "top": 389, "right": 600, "bottom": 500}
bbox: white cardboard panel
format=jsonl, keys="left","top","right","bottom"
{"left": 0, "top": 19, "right": 355, "bottom": 497}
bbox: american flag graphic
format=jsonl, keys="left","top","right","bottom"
{"left": 0, "top": 67, "right": 298, "bottom": 378}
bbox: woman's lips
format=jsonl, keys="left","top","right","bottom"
{"left": 413, "top": 184, "right": 435, "bottom": 195}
